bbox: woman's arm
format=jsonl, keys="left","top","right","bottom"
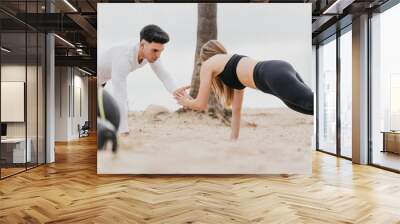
{"left": 175, "top": 61, "right": 214, "bottom": 111}
{"left": 230, "top": 89, "right": 244, "bottom": 140}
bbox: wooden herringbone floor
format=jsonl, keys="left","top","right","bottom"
{"left": 1, "top": 135, "right": 400, "bottom": 224}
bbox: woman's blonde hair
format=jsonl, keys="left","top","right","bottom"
{"left": 200, "top": 40, "right": 234, "bottom": 107}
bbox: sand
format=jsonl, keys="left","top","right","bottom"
{"left": 98, "top": 105, "right": 314, "bottom": 174}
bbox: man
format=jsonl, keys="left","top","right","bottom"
{"left": 98, "top": 24, "right": 186, "bottom": 135}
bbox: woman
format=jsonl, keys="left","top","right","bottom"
{"left": 174, "top": 40, "right": 314, "bottom": 140}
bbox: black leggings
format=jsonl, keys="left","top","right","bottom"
{"left": 253, "top": 60, "right": 314, "bottom": 115}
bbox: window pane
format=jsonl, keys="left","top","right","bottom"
{"left": 371, "top": 3, "right": 400, "bottom": 171}
{"left": 318, "top": 37, "right": 337, "bottom": 154}
{"left": 340, "top": 29, "right": 352, "bottom": 158}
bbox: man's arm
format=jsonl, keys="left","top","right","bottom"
{"left": 150, "top": 59, "right": 178, "bottom": 93}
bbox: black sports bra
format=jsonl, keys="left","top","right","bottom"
{"left": 217, "top": 54, "right": 246, "bottom": 90}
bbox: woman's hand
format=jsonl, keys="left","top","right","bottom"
{"left": 174, "top": 85, "right": 190, "bottom": 96}
{"left": 173, "top": 85, "right": 194, "bottom": 109}
{"left": 174, "top": 91, "right": 193, "bottom": 108}
{"left": 174, "top": 60, "right": 215, "bottom": 111}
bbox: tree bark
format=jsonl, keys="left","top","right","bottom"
{"left": 189, "top": 3, "right": 231, "bottom": 125}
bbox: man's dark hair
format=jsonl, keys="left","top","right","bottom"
{"left": 140, "top": 24, "right": 169, "bottom": 44}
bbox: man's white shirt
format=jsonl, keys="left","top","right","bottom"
{"left": 98, "top": 42, "right": 177, "bottom": 133}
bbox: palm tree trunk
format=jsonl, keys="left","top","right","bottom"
{"left": 189, "top": 3, "right": 231, "bottom": 125}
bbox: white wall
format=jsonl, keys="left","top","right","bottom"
{"left": 55, "top": 67, "right": 89, "bottom": 141}
{"left": 71, "top": 74, "right": 89, "bottom": 138}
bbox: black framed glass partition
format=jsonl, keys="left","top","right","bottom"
{"left": 316, "top": 24, "right": 353, "bottom": 159}
{"left": 37, "top": 31, "right": 45, "bottom": 165}
{"left": 27, "top": 26, "right": 38, "bottom": 170}
{"left": 0, "top": 0, "right": 46, "bottom": 179}
{"left": 0, "top": 31, "right": 28, "bottom": 177}
{"left": 370, "top": 2, "right": 400, "bottom": 172}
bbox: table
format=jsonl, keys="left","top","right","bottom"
{"left": 381, "top": 131, "right": 400, "bottom": 154}
{"left": 1, "top": 138, "right": 32, "bottom": 163}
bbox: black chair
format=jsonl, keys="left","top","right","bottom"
{"left": 78, "top": 121, "right": 90, "bottom": 138}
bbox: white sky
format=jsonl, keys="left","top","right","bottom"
{"left": 98, "top": 3, "right": 312, "bottom": 111}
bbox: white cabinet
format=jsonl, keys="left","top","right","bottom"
{"left": 1, "top": 138, "right": 32, "bottom": 163}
